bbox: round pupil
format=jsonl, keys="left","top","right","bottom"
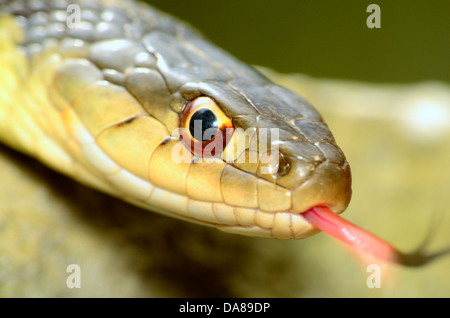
{"left": 189, "top": 108, "right": 219, "bottom": 142}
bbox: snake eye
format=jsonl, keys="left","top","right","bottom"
{"left": 189, "top": 108, "right": 218, "bottom": 141}
{"left": 180, "top": 96, "right": 233, "bottom": 157}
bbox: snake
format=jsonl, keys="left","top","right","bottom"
{"left": 0, "top": 0, "right": 442, "bottom": 266}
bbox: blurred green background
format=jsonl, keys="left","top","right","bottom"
{"left": 148, "top": 0, "right": 449, "bottom": 83}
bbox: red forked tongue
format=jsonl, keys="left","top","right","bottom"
{"left": 301, "top": 206, "right": 447, "bottom": 267}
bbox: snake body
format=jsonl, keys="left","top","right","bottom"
{"left": 0, "top": 0, "right": 351, "bottom": 239}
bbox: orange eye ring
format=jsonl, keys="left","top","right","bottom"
{"left": 180, "top": 96, "right": 234, "bottom": 157}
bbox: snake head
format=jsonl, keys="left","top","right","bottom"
{"left": 174, "top": 79, "right": 352, "bottom": 239}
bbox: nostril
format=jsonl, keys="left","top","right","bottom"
{"left": 274, "top": 151, "right": 290, "bottom": 178}
{"left": 257, "top": 151, "right": 290, "bottom": 181}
